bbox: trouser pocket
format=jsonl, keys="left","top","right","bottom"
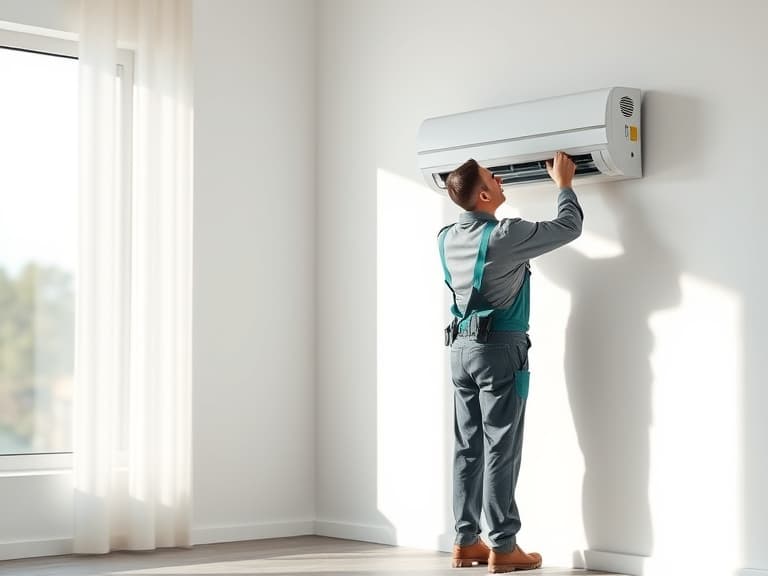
{"left": 514, "top": 370, "right": 530, "bottom": 399}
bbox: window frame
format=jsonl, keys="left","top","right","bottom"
{"left": 0, "top": 27, "right": 134, "bottom": 474}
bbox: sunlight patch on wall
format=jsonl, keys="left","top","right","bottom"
{"left": 376, "top": 169, "right": 450, "bottom": 548}
{"left": 648, "top": 274, "right": 743, "bottom": 575}
{"left": 569, "top": 229, "right": 624, "bottom": 259}
{"left": 518, "top": 271, "right": 587, "bottom": 567}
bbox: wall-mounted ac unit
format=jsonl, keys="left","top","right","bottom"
{"left": 417, "top": 87, "right": 642, "bottom": 193}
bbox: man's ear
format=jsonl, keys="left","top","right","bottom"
{"left": 477, "top": 189, "right": 490, "bottom": 203}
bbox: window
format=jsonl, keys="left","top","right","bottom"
{"left": 0, "top": 29, "right": 133, "bottom": 469}
{"left": 0, "top": 38, "right": 78, "bottom": 458}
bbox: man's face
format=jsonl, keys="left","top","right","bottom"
{"left": 478, "top": 166, "right": 505, "bottom": 208}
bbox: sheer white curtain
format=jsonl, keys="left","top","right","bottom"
{"left": 74, "top": 0, "right": 193, "bottom": 553}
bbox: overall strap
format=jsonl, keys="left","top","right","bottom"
{"left": 472, "top": 222, "right": 496, "bottom": 291}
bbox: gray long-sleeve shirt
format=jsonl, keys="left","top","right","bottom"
{"left": 440, "top": 187, "right": 583, "bottom": 313}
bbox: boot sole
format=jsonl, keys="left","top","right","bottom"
{"left": 488, "top": 560, "right": 542, "bottom": 572}
{"left": 452, "top": 558, "right": 488, "bottom": 568}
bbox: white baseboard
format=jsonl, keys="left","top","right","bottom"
{"left": 583, "top": 549, "right": 648, "bottom": 576}
{"left": 0, "top": 521, "right": 316, "bottom": 562}
{"left": 584, "top": 550, "right": 768, "bottom": 576}
{"left": 0, "top": 537, "right": 72, "bottom": 562}
{"left": 0, "top": 521, "right": 392, "bottom": 564}
{"left": 313, "top": 519, "right": 397, "bottom": 546}
{"left": 191, "top": 520, "right": 315, "bottom": 545}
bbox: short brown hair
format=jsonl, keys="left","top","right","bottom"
{"left": 445, "top": 158, "right": 486, "bottom": 210}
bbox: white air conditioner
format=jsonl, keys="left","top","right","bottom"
{"left": 417, "top": 87, "right": 642, "bottom": 192}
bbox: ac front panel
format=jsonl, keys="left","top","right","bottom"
{"left": 417, "top": 127, "right": 609, "bottom": 171}
{"left": 417, "top": 88, "right": 613, "bottom": 153}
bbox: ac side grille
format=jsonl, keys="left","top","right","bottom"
{"left": 619, "top": 96, "right": 634, "bottom": 117}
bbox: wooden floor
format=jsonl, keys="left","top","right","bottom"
{"left": 0, "top": 536, "right": 623, "bottom": 576}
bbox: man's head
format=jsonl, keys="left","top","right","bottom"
{"left": 445, "top": 158, "right": 505, "bottom": 214}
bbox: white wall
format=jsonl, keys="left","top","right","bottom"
{"left": 0, "top": 0, "right": 78, "bottom": 34}
{"left": 192, "top": 0, "right": 316, "bottom": 543}
{"left": 314, "top": 1, "right": 768, "bottom": 575}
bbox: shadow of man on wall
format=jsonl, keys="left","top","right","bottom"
{"left": 536, "top": 191, "right": 681, "bottom": 559}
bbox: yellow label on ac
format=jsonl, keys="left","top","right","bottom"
{"left": 629, "top": 125, "right": 638, "bottom": 142}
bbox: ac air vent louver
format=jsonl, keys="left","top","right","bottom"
{"left": 619, "top": 96, "right": 634, "bottom": 117}
{"left": 434, "top": 154, "right": 602, "bottom": 188}
{"left": 489, "top": 154, "right": 601, "bottom": 185}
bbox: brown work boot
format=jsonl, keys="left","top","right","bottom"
{"left": 488, "top": 544, "right": 542, "bottom": 573}
{"left": 451, "top": 539, "right": 491, "bottom": 568}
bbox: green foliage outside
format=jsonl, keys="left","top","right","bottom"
{"left": 0, "top": 263, "right": 74, "bottom": 454}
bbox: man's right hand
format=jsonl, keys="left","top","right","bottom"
{"left": 545, "top": 151, "right": 576, "bottom": 189}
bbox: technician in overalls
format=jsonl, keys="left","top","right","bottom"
{"left": 439, "top": 152, "right": 583, "bottom": 573}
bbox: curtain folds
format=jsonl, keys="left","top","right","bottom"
{"left": 74, "top": 0, "right": 193, "bottom": 553}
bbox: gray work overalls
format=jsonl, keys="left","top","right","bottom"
{"left": 439, "top": 220, "right": 531, "bottom": 552}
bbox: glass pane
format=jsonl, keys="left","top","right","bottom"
{"left": 0, "top": 46, "right": 77, "bottom": 455}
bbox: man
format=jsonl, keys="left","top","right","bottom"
{"left": 438, "top": 152, "right": 583, "bottom": 573}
